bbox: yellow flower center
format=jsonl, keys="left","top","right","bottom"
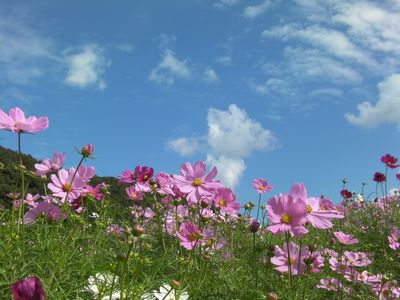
{"left": 218, "top": 199, "right": 226, "bottom": 206}
{"left": 130, "top": 193, "right": 138, "bottom": 198}
{"left": 63, "top": 183, "right": 72, "bottom": 192}
{"left": 281, "top": 214, "right": 292, "bottom": 224}
{"left": 306, "top": 205, "right": 313, "bottom": 213}
{"left": 287, "top": 257, "right": 295, "bottom": 265}
{"left": 258, "top": 186, "right": 265, "bottom": 190}
{"left": 143, "top": 175, "right": 149, "bottom": 181}
{"left": 320, "top": 205, "right": 327, "bottom": 211}
{"left": 193, "top": 178, "right": 202, "bottom": 186}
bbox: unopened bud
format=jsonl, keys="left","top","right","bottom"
{"left": 249, "top": 221, "right": 260, "bottom": 233}
{"left": 170, "top": 279, "right": 181, "bottom": 289}
{"left": 248, "top": 201, "right": 255, "bottom": 208}
{"left": 132, "top": 224, "right": 146, "bottom": 237}
{"left": 267, "top": 292, "right": 279, "bottom": 300}
{"left": 81, "top": 144, "right": 94, "bottom": 158}
{"left": 244, "top": 203, "right": 251, "bottom": 210}
{"left": 200, "top": 200, "right": 209, "bottom": 208}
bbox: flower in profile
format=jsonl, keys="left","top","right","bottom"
{"left": 266, "top": 183, "right": 308, "bottom": 237}
{"left": 134, "top": 165, "right": 154, "bottom": 183}
{"left": 373, "top": 172, "right": 386, "bottom": 183}
{"left": 35, "top": 152, "right": 65, "bottom": 176}
{"left": 118, "top": 169, "right": 135, "bottom": 183}
{"left": 48, "top": 168, "right": 86, "bottom": 202}
{"left": 333, "top": 231, "right": 358, "bottom": 245}
{"left": 316, "top": 278, "right": 346, "bottom": 292}
{"left": 381, "top": 154, "right": 399, "bottom": 169}
{"left": 270, "top": 241, "right": 310, "bottom": 275}
{"left": 0, "top": 107, "right": 48, "bottom": 133}
{"left": 388, "top": 227, "right": 400, "bottom": 250}
{"left": 77, "top": 164, "right": 96, "bottom": 182}
{"left": 11, "top": 276, "right": 46, "bottom": 300}
{"left": 213, "top": 187, "right": 240, "bottom": 216}
{"left": 142, "top": 284, "right": 189, "bottom": 300}
{"left": 85, "top": 184, "right": 105, "bottom": 200}
{"left": 305, "top": 197, "right": 344, "bottom": 229}
{"left": 173, "top": 161, "right": 220, "bottom": 203}
{"left": 24, "top": 202, "right": 66, "bottom": 224}
{"left": 80, "top": 144, "right": 94, "bottom": 158}
{"left": 176, "top": 222, "right": 203, "bottom": 250}
{"left": 253, "top": 178, "right": 273, "bottom": 194}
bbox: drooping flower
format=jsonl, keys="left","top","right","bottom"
{"left": 35, "top": 152, "right": 65, "bottom": 176}
{"left": 48, "top": 168, "right": 86, "bottom": 202}
{"left": 270, "top": 241, "right": 310, "bottom": 275}
{"left": 175, "top": 222, "right": 203, "bottom": 250}
{"left": 266, "top": 183, "right": 308, "bottom": 237}
{"left": 173, "top": 161, "right": 220, "bottom": 203}
{"left": 253, "top": 178, "right": 273, "bottom": 194}
{"left": 213, "top": 187, "right": 240, "bottom": 216}
{"left": 373, "top": 172, "right": 386, "bottom": 183}
{"left": 0, "top": 107, "right": 48, "bottom": 133}
{"left": 381, "top": 154, "right": 399, "bottom": 169}
{"left": 333, "top": 231, "right": 358, "bottom": 245}
{"left": 388, "top": 227, "right": 400, "bottom": 250}
{"left": 24, "top": 202, "right": 66, "bottom": 224}
{"left": 11, "top": 276, "right": 46, "bottom": 300}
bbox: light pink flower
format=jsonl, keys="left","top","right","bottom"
{"left": 48, "top": 168, "right": 86, "bottom": 202}
{"left": 343, "top": 251, "right": 372, "bottom": 267}
{"left": 309, "top": 252, "right": 325, "bottom": 273}
{"left": 357, "top": 271, "right": 381, "bottom": 286}
{"left": 156, "top": 172, "right": 175, "bottom": 195}
{"left": 252, "top": 178, "right": 273, "bottom": 194}
{"left": 0, "top": 107, "right": 48, "bottom": 133}
{"left": 271, "top": 241, "right": 310, "bottom": 275}
{"left": 316, "top": 278, "right": 346, "bottom": 292}
{"left": 125, "top": 186, "right": 144, "bottom": 201}
{"left": 118, "top": 170, "right": 135, "bottom": 183}
{"left": 173, "top": 161, "right": 220, "bottom": 203}
{"left": 81, "top": 144, "right": 94, "bottom": 157}
{"left": 388, "top": 228, "right": 400, "bottom": 250}
{"left": 35, "top": 152, "right": 65, "bottom": 176}
{"left": 77, "top": 164, "right": 96, "bottom": 182}
{"left": 85, "top": 184, "right": 105, "bottom": 200}
{"left": 24, "top": 202, "right": 66, "bottom": 224}
{"left": 305, "top": 197, "right": 344, "bottom": 229}
{"left": 213, "top": 188, "right": 240, "bottom": 216}
{"left": 267, "top": 184, "right": 308, "bottom": 237}
{"left": 176, "top": 222, "right": 203, "bottom": 250}
{"left": 334, "top": 231, "right": 358, "bottom": 245}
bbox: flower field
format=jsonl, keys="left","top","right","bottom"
{"left": 0, "top": 107, "right": 399, "bottom": 299}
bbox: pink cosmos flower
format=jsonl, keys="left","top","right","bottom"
{"left": 309, "top": 252, "right": 325, "bottom": 273}
{"left": 173, "top": 161, "right": 220, "bottom": 203}
{"left": 176, "top": 222, "right": 203, "bottom": 250}
{"left": 48, "top": 168, "right": 86, "bottom": 202}
{"left": 329, "top": 257, "right": 352, "bottom": 277}
{"left": 0, "top": 107, "right": 48, "bottom": 133}
{"left": 213, "top": 187, "right": 240, "bottom": 216}
{"left": 271, "top": 241, "right": 310, "bottom": 275}
{"left": 253, "top": 178, "right": 273, "bottom": 194}
{"left": 343, "top": 251, "right": 372, "bottom": 267}
{"left": 85, "top": 184, "right": 105, "bottom": 200}
{"left": 381, "top": 154, "right": 399, "bottom": 169}
{"left": 24, "top": 202, "right": 66, "bottom": 224}
{"left": 374, "top": 172, "right": 386, "bottom": 183}
{"left": 77, "top": 164, "right": 96, "bottom": 182}
{"left": 125, "top": 186, "right": 144, "bottom": 201}
{"left": 356, "top": 271, "right": 381, "bottom": 286}
{"left": 334, "top": 231, "right": 358, "bottom": 245}
{"left": 388, "top": 227, "right": 400, "bottom": 250}
{"left": 118, "top": 169, "right": 135, "bottom": 183}
{"left": 316, "top": 278, "right": 346, "bottom": 292}
{"left": 267, "top": 183, "right": 308, "bottom": 237}
{"left": 305, "top": 197, "right": 344, "bottom": 229}
{"left": 35, "top": 152, "right": 65, "bottom": 176}
{"left": 11, "top": 276, "right": 46, "bottom": 300}
{"left": 397, "top": 174, "right": 400, "bottom": 181}
{"left": 371, "top": 280, "right": 400, "bottom": 300}
{"left": 24, "top": 193, "right": 40, "bottom": 208}
{"left": 156, "top": 172, "right": 175, "bottom": 195}
{"left": 134, "top": 165, "right": 154, "bottom": 183}
{"left": 106, "top": 224, "right": 125, "bottom": 237}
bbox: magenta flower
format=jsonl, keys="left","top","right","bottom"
{"left": 35, "top": 152, "right": 65, "bottom": 176}
{"left": 340, "top": 189, "right": 353, "bottom": 199}
{"left": 334, "top": 231, "right": 358, "bottom": 245}
{"left": 156, "top": 172, "right": 175, "bottom": 195}
{"left": 305, "top": 197, "right": 344, "bottom": 229}
{"left": 24, "top": 202, "right": 66, "bottom": 224}
{"left": 48, "top": 168, "right": 86, "bottom": 202}
{"left": 176, "top": 222, "right": 203, "bottom": 250}
{"left": 0, "top": 107, "right": 48, "bottom": 133}
{"left": 397, "top": 174, "right": 400, "bottom": 182}
{"left": 266, "top": 184, "right": 308, "bottom": 237}
{"left": 388, "top": 227, "right": 400, "bottom": 250}
{"left": 11, "top": 276, "right": 46, "bottom": 300}
{"left": 373, "top": 172, "right": 386, "bottom": 183}
{"left": 85, "top": 184, "right": 105, "bottom": 200}
{"left": 134, "top": 165, "right": 154, "bottom": 183}
{"left": 173, "top": 161, "right": 220, "bottom": 203}
{"left": 270, "top": 242, "right": 310, "bottom": 275}
{"left": 118, "top": 170, "right": 135, "bottom": 183}
{"left": 381, "top": 154, "right": 399, "bottom": 169}
{"left": 252, "top": 178, "right": 273, "bottom": 194}
{"left": 125, "top": 185, "right": 144, "bottom": 201}
{"left": 213, "top": 187, "right": 240, "bottom": 216}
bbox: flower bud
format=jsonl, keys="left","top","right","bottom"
{"left": 267, "top": 292, "right": 279, "bottom": 300}
{"left": 170, "top": 279, "right": 181, "bottom": 289}
{"left": 249, "top": 221, "right": 260, "bottom": 233}
{"left": 81, "top": 144, "right": 94, "bottom": 158}
{"left": 131, "top": 224, "right": 146, "bottom": 237}
{"left": 11, "top": 276, "right": 46, "bottom": 300}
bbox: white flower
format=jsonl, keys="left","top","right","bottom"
{"left": 85, "top": 273, "right": 120, "bottom": 300}
{"left": 356, "top": 194, "right": 364, "bottom": 202}
{"left": 141, "top": 284, "right": 189, "bottom": 300}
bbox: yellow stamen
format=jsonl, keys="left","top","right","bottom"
{"left": 306, "top": 205, "right": 313, "bottom": 213}
{"left": 281, "top": 213, "right": 292, "bottom": 224}
{"left": 218, "top": 199, "right": 226, "bottom": 206}
{"left": 63, "top": 183, "right": 72, "bottom": 192}
{"left": 193, "top": 178, "right": 202, "bottom": 186}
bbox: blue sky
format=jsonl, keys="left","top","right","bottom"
{"left": 1, "top": 0, "right": 400, "bottom": 204}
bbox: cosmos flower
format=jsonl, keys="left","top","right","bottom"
{"left": 48, "top": 168, "right": 86, "bottom": 202}
{"left": 316, "top": 278, "right": 346, "bottom": 292}
{"left": 35, "top": 152, "right": 65, "bottom": 176}
{"left": 388, "top": 227, "right": 400, "bottom": 250}
{"left": 175, "top": 222, "right": 203, "bottom": 250}
{"left": 213, "top": 187, "right": 240, "bottom": 216}
{"left": 0, "top": 107, "right": 48, "bottom": 133}
{"left": 381, "top": 154, "right": 399, "bottom": 169}
{"left": 11, "top": 276, "right": 46, "bottom": 300}
{"left": 271, "top": 241, "right": 310, "bottom": 275}
{"left": 333, "top": 231, "right": 358, "bottom": 245}
{"left": 24, "top": 202, "right": 66, "bottom": 224}
{"left": 305, "top": 197, "right": 344, "bottom": 229}
{"left": 252, "top": 178, "right": 273, "bottom": 194}
{"left": 134, "top": 165, "right": 154, "bottom": 183}
{"left": 373, "top": 172, "right": 386, "bottom": 183}
{"left": 85, "top": 273, "right": 120, "bottom": 300}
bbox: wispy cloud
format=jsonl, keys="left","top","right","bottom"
{"left": 167, "top": 104, "right": 277, "bottom": 189}
{"left": 167, "top": 137, "right": 200, "bottom": 157}
{"left": 149, "top": 49, "right": 191, "bottom": 85}
{"left": 213, "top": 0, "right": 240, "bottom": 9}
{"left": 203, "top": 67, "right": 219, "bottom": 82}
{"left": 216, "top": 56, "right": 232, "bottom": 66}
{"left": 243, "top": 0, "right": 272, "bottom": 20}
{"left": 64, "top": 44, "right": 109, "bottom": 90}
{"left": 345, "top": 74, "right": 400, "bottom": 128}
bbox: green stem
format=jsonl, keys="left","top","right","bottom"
{"left": 256, "top": 194, "right": 262, "bottom": 221}
{"left": 17, "top": 131, "right": 26, "bottom": 232}
{"left": 285, "top": 232, "right": 292, "bottom": 290}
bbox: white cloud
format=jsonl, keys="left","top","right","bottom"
{"left": 203, "top": 67, "right": 219, "bottom": 82}
{"left": 345, "top": 74, "right": 400, "bottom": 128}
{"left": 216, "top": 56, "right": 232, "bottom": 66}
{"left": 206, "top": 155, "right": 246, "bottom": 189}
{"left": 167, "top": 104, "right": 277, "bottom": 189}
{"left": 310, "top": 88, "right": 343, "bottom": 98}
{"left": 65, "top": 44, "right": 108, "bottom": 90}
{"left": 113, "top": 44, "right": 134, "bottom": 53}
{"left": 213, "top": 0, "right": 240, "bottom": 9}
{"left": 149, "top": 49, "right": 191, "bottom": 85}
{"left": 167, "top": 137, "right": 199, "bottom": 157}
{"left": 207, "top": 104, "right": 277, "bottom": 158}
{"left": 244, "top": 0, "right": 272, "bottom": 20}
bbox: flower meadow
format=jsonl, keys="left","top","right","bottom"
{"left": 0, "top": 107, "right": 399, "bottom": 300}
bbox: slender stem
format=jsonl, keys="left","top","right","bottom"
{"left": 17, "top": 131, "right": 26, "bottom": 232}
{"left": 285, "top": 232, "right": 292, "bottom": 289}
{"left": 63, "top": 156, "right": 85, "bottom": 212}
{"left": 384, "top": 167, "right": 388, "bottom": 199}
{"left": 256, "top": 194, "right": 262, "bottom": 221}
{"left": 120, "top": 238, "right": 136, "bottom": 299}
